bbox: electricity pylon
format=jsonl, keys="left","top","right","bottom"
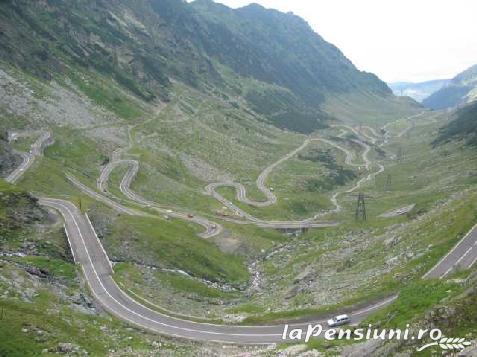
{"left": 350, "top": 192, "right": 375, "bottom": 221}
{"left": 397, "top": 146, "right": 403, "bottom": 162}
{"left": 385, "top": 174, "right": 392, "bottom": 191}
{"left": 355, "top": 193, "right": 367, "bottom": 221}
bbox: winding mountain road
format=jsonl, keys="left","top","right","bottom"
{"left": 380, "top": 112, "right": 426, "bottom": 143}
{"left": 5, "top": 131, "right": 53, "bottom": 183}
{"left": 76, "top": 126, "right": 380, "bottom": 233}
{"left": 66, "top": 174, "right": 150, "bottom": 217}
{"left": 96, "top": 157, "right": 338, "bottom": 232}
{"left": 423, "top": 223, "right": 477, "bottom": 279}
{"left": 396, "top": 112, "right": 426, "bottom": 138}
{"left": 204, "top": 135, "right": 373, "bottom": 226}
{"left": 359, "top": 126, "right": 379, "bottom": 144}
{"left": 94, "top": 134, "right": 372, "bottom": 232}
{"left": 39, "top": 194, "right": 477, "bottom": 343}
{"left": 206, "top": 139, "right": 316, "bottom": 209}
{"left": 99, "top": 159, "right": 223, "bottom": 238}
{"left": 5, "top": 120, "right": 477, "bottom": 344}
{"left": 40, "top": 197, "right": 398, "bottom": 344}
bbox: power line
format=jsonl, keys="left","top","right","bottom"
{"left": 397, "top": 146, "right": 404, "bottom": 162}
{"left": 349, "top": 192, "right": 374, "bottom": 221}
{"left": 385, "top": 174, "right": 392, "bottom": 191}
{"left": 355, "top": 192, "right": 367, "bottom": 221}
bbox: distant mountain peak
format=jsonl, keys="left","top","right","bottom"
{"left": 389, "top": 79, "right": 451, "bottom": 103}
{"left": 423, "top": 64, "right": 477, "bottom": 109}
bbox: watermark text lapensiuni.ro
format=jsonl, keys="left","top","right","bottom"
{"left": 282, "top": 324, "right": 471, "bottom": 352}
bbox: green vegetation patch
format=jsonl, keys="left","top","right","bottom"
{"left": 115, "top": 263, "right": 240, "bottom": 300}
{"left": 68, "top": 72, "right": 144, "bottom": 121}
{"left": 434, "top": 101, "right": 477, "bottom": 146}
{"left": 13, "top": 256, "right": 77, "bottom": 281}
{"left": 0, "top": 291, "right": 149, "bottom": 357}
{"left": 106, "top": 215, "right": 249, "bottom": 285}
{"left": 299, "top": 148, "right": 357, "bottom": 191}
{"left": 365, "top": 280, "right": 464, "bottom": 328}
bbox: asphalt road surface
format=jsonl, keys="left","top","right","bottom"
{"left": 40, "top": 197, "right": 477, "bottom": 343}
{"left": 423, "top": 223, "right": 477, "bottom": 279}
{"left": 95, "top": 159, "right": 222, "bottom": 238}
{"left": 204, "top": 134, "right": 373, "bottom": 227}
{"left": 89, "top": 127, "right": 374, "bottom": 233}
{"left": 97, "top": 148, "right": 342, "bottom": 231}
{"left": 40, "top": 197, "right": 397, "bottom": 344}
{"left": 6, "top": 131, "right": 52, "bottom": 183}
{"left": 9, "top": 122, "right": 477, "bottom": 344}
{"left": 71, "top": 126, "right": 378, "bottom": 233}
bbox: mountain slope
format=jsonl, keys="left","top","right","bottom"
{"left": 1, "top": 1, "right": 477, "bottom": 354}
{"left": 423, "top": 64, "right": 477, "bottom": 109}
{"left": 189, "top": 1, "right": 392, "bottom": 100}
{"left": 0, "top": 0, "right": 414, "bottom": 132}
{"left": 434, "top": 100, "right": 477, "bottom": 146}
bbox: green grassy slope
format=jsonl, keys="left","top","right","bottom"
{"left": 433, "top": 101, "right": 477, "bottom": 146}
{"left": 423, "top": 64, "right": 477, "bottom": 109}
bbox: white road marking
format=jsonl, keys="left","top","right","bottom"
{"left": 85, "top": 212, "right": 113, "bottom": 272}
{"left": 440, "top": 245, "right": 474, "bottom": 279}
{"left": 44, "top": 200, "right": 283, "bottom": 339}
{"left": 63, "top": 223, "right": 76, "bottom": 263}
{"left": 423, "top": 223, "right": 477, "bottom": 279}
{"left": 23, "top": 118, "right": 477, "bottom": 342}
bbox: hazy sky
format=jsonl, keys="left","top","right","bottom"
{"left": 211, "top": 0, "right": 477, "bottom": 83}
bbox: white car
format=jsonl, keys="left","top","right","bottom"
{"left": 327, "top": 314, "right": 351, "bottom": 327}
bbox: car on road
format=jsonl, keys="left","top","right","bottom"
{"left": 327, "top": 314, "right": 350, "bottom": 327}
{"left": 187, "top": 214, "right": 194, "bottom": 219}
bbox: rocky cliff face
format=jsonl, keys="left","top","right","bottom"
{"left": 0, "top": 138, "right": 21, "bottom": 177}
{"left": 0, "top": 187, "right": 47, "bottom": 240}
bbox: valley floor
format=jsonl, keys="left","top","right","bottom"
{"left": 1, "top": 66, "right": 477, "bottom": 355}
